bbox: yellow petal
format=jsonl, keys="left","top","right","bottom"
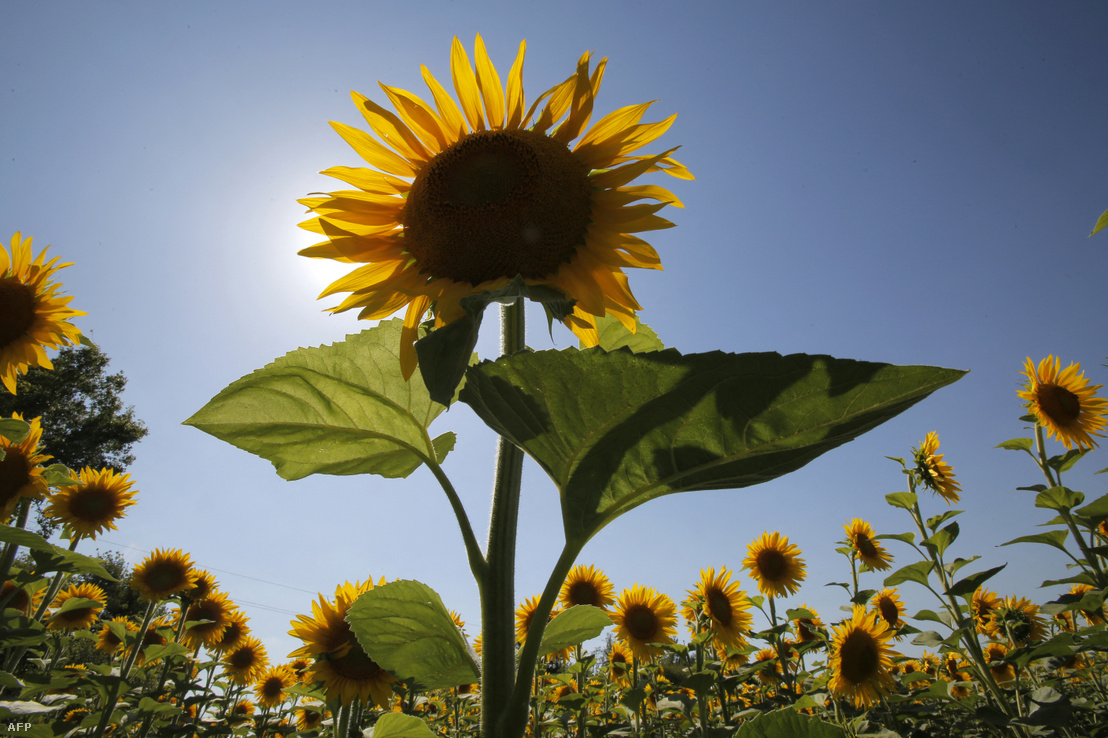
{"left": 400, "top": 295, "right": 432, "bottom": 381}
{"left": 330, "top": 121, "right": 418, "bottom": 177}
{"left": 473, "top": 34, "right": 505, "bottom": 129}
{"left": 564, "top": 307, "right": 598, "bottom": 346}
{"left": 421, "top": 64, "right": 468, "bottom": 140}
{"left": 590, "top": 147, "right": 680, "bottom": 190}
{"left": 318, "top": 258, "right": 409, "bottom": 299}
{"left": 379, "top": 83, "right": 450, "bottom": 153}
{"left": 352, "top": 91, "right": 431, "bottom": 164}
{"left": 451, "top": 37, "right": 485, "bottom": 132}
{"left": 320, "top": 166, "right": 410, "bottom": 195}
{"left": 504, "top": 40, "right": 527, "bottom": 129}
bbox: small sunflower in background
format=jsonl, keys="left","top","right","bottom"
{"left": 742, "top": 531, "right": 806, "bottom": 598}
{"left": 681, "top": 566, "right": 752, "bottom": 649}
{"left": 912, "top": 431, "right": 961, "bottom": 504}
{"left": 607, "top": 640, "right": 633, "bottom": 684}
{"left": 223, "top": 635, "right": 270, "bottom": 686}
{"left": 1019, "top": 355, "right": 1107, "bottom": 450}
{"left": 791, "top": 604, "right": 824, "bottom": 645}
{"left": 298, "top": 34, "right": 691, "bottom": 378}
{"left": 96, "top": 617, "right": 138, "bottom": 655}
{"left": 827, "top": 605, "right": 897, "bottom": 708}
{"left": 47, "top": 582, "right": 106, "bottom": 631}
{"left": 1068, "top": 583, "right": 1107, "bottom": 626}
{"left": 0, "top": 232, "right": 86, "bottom": 394}
{"left": 983, "top": 642, "right": 1015, "bottom": 684}
{"left": 990, "top": 595, "right": 1047, "bottom": 646}
{"left": 843, "top": 519, "right": 893, "bottom": 571}
{"left": 130, "top": 548, "right": 198, "bottom": 601}
{"left": 254, "top": 664, "right": 296, "bottom": 709}
{"left": 211, "top": 609, "right": 251, "bottom": 654}
{"left": 0, "top": 413, "right": 51, "bottom": 520}
{"left": 611, "top": 584, "right": 677, "bottom": 662}
{"left": 559, "top": 564, "right": 615, "bottom": 611}
{"left": 971, "top": 586, "right": 1000, "bottom": 636}
{"left": 870, "top": 588, "right": 906, "bottom": 633}
{"left": 179, "top": 590, "right": 237, "bottom": 649}
{"left": 44, "top": 467, "right": 138, "bottom": 541}
{"left": 295, "top": 704, "right": 327, "bottom": 732}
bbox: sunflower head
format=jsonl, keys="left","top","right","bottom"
{"left": 742, "top": 531, "right": 806, "bottom": 598}
{"left": 96, "top": 617, "right": 138, "bottom": 654}
{"left": 179, "top": 590, "right": 237, "bottom": 649}
{"left": 47, "top": 582, "right": 107, "bottom": 631}
{"left": 681, "top": 566, "right": 752, "bottom": 649}
{"left": 607, "top": 640, "right": 633, "bottom": 684}
{"left": 44, "top": 467, "right": 138, "bottom": 540}
{"left": 843, "top": 519, "right": 893, "bottom": 572}
{"left": 1019, "top": 356, "right": 1108, "bottom": 450}
{"left": 212, "top": 609, "right": 251, "bottom": 653}
{"left": 912, "top": 431, "right": 961, "bottom": 504}
{"left": 298, "top": 35, "right": 690, "bottom": 380}
{"left": 791, "top": 604, "right": 824, "bottom": 645}
{"left": 1068, "top": 583, "right": 1107, "bottom": 626}
{"left": 989, "top": 595, "right": 1047, "bottom": 646}
{"left": 0, "top": 413, "right": 51, "bottom": 521}
{"left": 559, "top": 564, "right": 615, "bottom": 611}
{"left": 611, "top": 584, "right": 677, "bottom": 662}
{"left": 971, "top": 586, "right": 1000, "bottom": 636}
{"left": 827, "top": 606, "right": 897, "bottom": 708}
{"left": 984, "top": 641, "right": 1015, "bottom": 683}
{"left": 130, "top": 548, "right": 198, "bottom": 601}
{"left": 223, "top": 635, "right": 270, "bottom": 685}
{"left": 870, "top": 588, "right": 905, "bottom": 633}
{"left": 254, "top": 665, "right": 295, "bottom": 709}
{"left": 1, "top": 232, "right": 86, "bottom": 394}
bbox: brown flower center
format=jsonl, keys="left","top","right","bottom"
{"left": 0, "top": 278, "right": 36, "bottom": 350}
{"left": 0, "top": 447, "right": 31, "bottom": 507}
{"left": 69, "top": 486, "right": 118, "bottom": 522}
{"left": 1038, "top": 383, "right": 1081, "bottom": 425}
{"left": 331, "top": 640, "right": 386, "bottom": 681}
{"left": 706, "top": 589, "right": 734, "bottom": 627}
{"left": 566, "top": 581, "right": 601, "bottom": 607}
{"left": 839, "top": 629, "right": 879, "bottom": 684}
{"left": 624, "top": 604, "right": 660, "bottom": 642}
{"left": 877, "top": 598, "right": 900, "bottom": 627}
{"left": 404, "top": 129, "right": 592, "bottom": 285}
{"left": 755, "top": 549, "right": 787, "bottom": 582}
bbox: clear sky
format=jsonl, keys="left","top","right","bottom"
{"left": 3, "top": 1, "right": 1107, "bottom": 662}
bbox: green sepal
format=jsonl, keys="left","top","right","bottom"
{"left": 346, "top": 579, "right": 479, "bottom": 691}
{"left": 414, "top": 276, "right": 570, "bottom": 406}
{"left": 185, "top": 319, "right": 452, "bottom": 481}
{"left": 461, "top": 348, "right": 964, "bottom": 543}
{"left": 538, "top": 605, "right": 612, "bottom": 656}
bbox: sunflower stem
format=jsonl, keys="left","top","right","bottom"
{"left": 481, "top": 298, "right": 527, "bottom": 738}
{"left": 93, "top": 599, "right": 158, "bottom": 738}
{"left": 0, "top": 497, "right": 32, "bottom": 589}
{"left": 426, "top": 459, "right": 486, "bottom": 588}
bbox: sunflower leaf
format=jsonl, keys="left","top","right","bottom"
{"left": 923, "top": 522, "right": 959, "bottom": 557}
{"left": 346, "top": 579, "right": 479, "bottom": 691}
{"left": 538, "top": 605, "right": 613, "bottom": 656}
{"left": 1090, "top": 206, "right": 1108, "bottom": 237}
{"left": 1000, "top": 530, "right": 1069, "bottom": 553}
{"left": 996, "top": 437, "right": 1033, "bottom": 452}
{"left": 0, "top": 418, "right": 29, "bottom": 444}
{"left": 460, "top": 348, "right": 964, "bottom": 544}
{"left": 1035, "top": 486, "right": 1085, "bottom": 512}
{"left": 884, "top": 492, "right": 917, "bottom": 510}
{"left": 732, "top": 709, "right": 847, "bottom": 738}
{"left": 885, "top": 561, "right": 933, "bottom": 589}
{"left": 947, "top": 565, "right": 1007, "bottom": 598}
{"left": 369, "top": 713, "right": 438, "bottom": 738}
{"left": 185, "top": 319, "right": 451, "bottom": 481}
{"left": 1075, "top": 492, "right": 1108, "bottom": 519}
{"left": 585, "top": 313, "right": 665, "bottom": 353}
{"left": 0, "top": 524, "right": 118, "bottom": 581}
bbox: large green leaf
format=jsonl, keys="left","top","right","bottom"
{"left": 185, "top": 319, "right": 453, "bottom": 481}
{"left": 371, "top": 713, "right": 437, "bottom": 738}
{"left": 346, "top": 580, "right": 479, "bottom": 691}
{"left": 461, "top": 348, "right": 964, "bottom": 543}
{"left": 538, "top": 605, "right": 612, "bottom": 656}
{"left": 733, "top": 710, "right": 847, "bottom": 738}
{"left": 0, "top": 524, "right": 118, "bottom": 581}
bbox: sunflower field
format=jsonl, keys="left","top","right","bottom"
{"left": 4, "top": 32, "right": 1108, "bottom": 738}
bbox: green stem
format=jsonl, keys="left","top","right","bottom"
{"left": 480, "top": 299, "right": 527, "bottom": 738}
{"left": 426, "top": 459, "right": 487, "bottom": 588}
{"left": 93, "top": 599, "right": 158, "bottom": 738}
{"left": 0, "top": 498, "right": 32, "bottom": 588}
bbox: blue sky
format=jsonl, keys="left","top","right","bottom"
{"left": 3, "top": 1, "right": 1107, "bottom": 662}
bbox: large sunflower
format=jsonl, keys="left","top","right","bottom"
{"left": 0, "top": 413, "right": 51, "bottom": 520}
{"left": 288, "top": 578, "right": 396, "bottom": 707}
{"left": 912, "top": 432, "right": 961, "bottom": 504}
{"left": 559, "top": 564, "right": 615, "bottom": 611}
{"left": 299, "top": 35, "right": 691, "bottom": 378}
{"left": 843, "top": 519, "right": 893, "bottom": 572}
{"left": 129, "top": 548, "right": 197, "bottom": 601}
{"left": 44, "top": 467, "right": 138, "bottom": 540}
{"left": 1, "top": 232, "right": 85, "bottom": 394}
{"left": 681, "top": 566, "right": 752, "bottom": 649}
{"left": 611, "top": 584, "right": 677, "bottom": 662}
{"left": 827, "top": 606, "right": 897, "bottom": 709}
{"left": 1019, "top": 356, "right": 1108, "bottom": 450}
{"left": 47, "top": 582, "right": 107, "bottom": 631}
{"left": 742, "top": 531, "right": 806, "bottom": 598}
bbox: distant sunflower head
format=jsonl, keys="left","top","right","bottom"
{"left": 792, "top": 604, "right": 824, "bottom": 645}
{"left": 971, "top": 586, "right": 1000, "bottom": 636}
{"left": 912, "top": 431, "right": 961, "bottom": 504}
{"left": 1068, "top": 583, "right": 1107, "bottom": 626}
{"left": 607, "top": 640, "right": 633, "bottom": 683}
{"left": 298, "top": 35, "right": 691, "bottom": 379}
{"left": 752, "top": 647, "right": 782, "bottom": 684}
{"left": 222, "top": 635, "right": 270, "bottom": 685}
{"left": 843, "top": 519, "right": 893, "bottom": 571}
{"left": 96, "top": 617, "right": 138, "bottom": 654}
{"left": 1, "top": 580, "right": 34, "bottom": 615}
{"left": 559, "top": 564, "right": 615, "bottom": 611}
{"left": 1019, "top": 356, "right": 1108, "bottom": 450}
{"left": 186, "top": 569, "right": 219, "bottom": 601}
{"left": 984, "top": 642, "right": 1015, "bottom": 684}
{"left": 212, "top": 609, "right": 251, "bottom": 653}
{"left": 990, "top": 595, "right": 1047, "bottom": 646}
{"left": 612, "top": 584, "right": 677, "bottom": 662}
{"left": 47, "top": 582, "right": 106, "bottom": 631}
{"left": 0, "top": 413, "right": 51, "bottom": 520}
{"left": 870, "top": 589, "right": 905, "bottom": 632}
{"left": 254, "top": 665, "right": 295, "bottom": 709}
{"left": 742, "top": 531, "right": 806, "bottom": 598}
{"left": 681, "top": 566, "right": 752, "bottom": 649}
{"left": 296, "top": 706, "right": 327, "bottom": 731}
{"left": 44, "top": 467, "right": 138, "bottom": 540}
{"left": 288, "top": 578, "right": 395, "bottom": 707}
{"left": 827, "top": 606, "right": 897, "bottom": 709}
{"left": 1, "top": 232, "right": 85, "bottom": 394}
{"left": 179, "top": 591, "right": 237, "bottom": 649}
{"left": 130, "top": 548, "right": 197, "bottom": 601}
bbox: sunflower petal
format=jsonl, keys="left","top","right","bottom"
{"left": 421, "top": 64, "right": 468, "bottom": 139}
{"left": 401, "top": 295, "right": 432, "bottom": 380}
{"left": 504, "top": 40, "right": 527, "bottom": 129}
{"left": 379, "top": 83, "right": 450, "bottom": 153}
{"left": 473, "top": 34, "right": 505, "bottom": 129}
{"left": 352, "top": 91, "right": 431, "bottom": 164}
{"left": 451, "top": 37, "right": 485, "bottom": 132}
{"left": 330, "top": 121, "right": 418, "bottom": 177}
{"left": 320, "top": 166, "right": 411, "bottom": 195}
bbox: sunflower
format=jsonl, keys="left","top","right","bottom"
{"left": 559, "top": 564, "right": 615, "bottom": 611}
{"left": 607, "top": 640, "right": 633, "bottom": 684}
{"left": 229, "top": 698, "right": 255, "bottom": 722}
{"left": 681, "top": 566, "right": 752, "bottom": 649}
{"left": 185, "top": 569, "right": 219, "bottom": 601}
{"left": 298, "top": 35, "right": 690, "bottom": 379}
{"left": 827, "top": 606, "right": 897, "bottom": 708}
{"left": 296, "top": 705, "right": 327, "bottom": 731}
{"left": 1019, "top": 356, "right": 1108, "bottom": 450}
{"left": 96, "top": 617, "right": 138, "bottom": 655}
{"left": 0, "top": 413, "right": 51, "bottom": 520}
{"left": 44, "top": 467, "right": 138, "bottom": 540}
{"left": 870, "top": 589, "right": 905, "bottom": 632}
{"left": 989, "top": 595, "right": 1047, "bottom": 646}
{"left": 984, "top": 642, "right": 1015, "bottom": 684}
{"left": 792, "top": 604, "right": 824, "bottom": 645}
{"left": 742, "top": 531, "right": 806, "bottom": 598}
{"left": 1, "top": 232, "right": 85, "bottom": 394}
{"left": 971, "top": 586, "right": 1000, "bottom": 636}
{"left": 211, "top": 608, "right": 251, "bottom": 653}
{"left": 130, "top": 548, "right": 197, "bottom": 601}
{"left": 179, "top": 590, "right": 237, "bottom": 649}
{"left": 752, "top": 647, "right": 782, "bottom": 685}
{"left": 288, "top": 578, "right": 396, "bottom": 707}
{"left": 128, "top": 619, "right": 170, "bottom": 666}
{"left": 912, "top": 432, "right": 961, "bottom": 503}
{"left": 222, "top": 635, "right": 270, "bottom": 685}
{"left": 47, "top": 582, "right": 106, "bottom": 631}
{"left": 254, "top": 664, "right": 295, "bottom": 709}
{"left": 611, "top": 584, "right": 677, "bottom": 662}
{"left": 717, "top": 646, "right": 750, "bottom": 673}
{"left": 843, "top": 519, "right": 893, "bottom": 572}
{"left": 1069, "top": 583, "right": 1107, "bottom": 625}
